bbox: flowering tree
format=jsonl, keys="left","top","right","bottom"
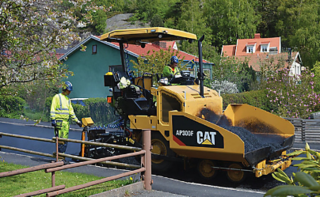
{"left": 0, "top": 0, "right": 106, "bottom": 91}
{"left": 209, "top": 80, "right": 239, "bottom": 94}
{"left": 266, "top": 68, "right": 320, "bottom": 118}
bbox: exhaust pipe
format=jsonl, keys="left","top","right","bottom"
{"left": 198, "top": 35, "right": 205, "bottom": 98}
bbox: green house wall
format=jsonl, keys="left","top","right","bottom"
{"left": 62, "top": 40, "right": 137, "bottom": 98}
{"left": 62, "top": 38, "right": 213, "bottom": 99}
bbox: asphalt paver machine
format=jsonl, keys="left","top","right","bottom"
{"left": 93, "top": 27, "right": 295, "bottom": 183}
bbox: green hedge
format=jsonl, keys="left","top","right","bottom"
{"left": 0, "top": 95, "right": 26, "bottom": 117}
{"left": 45, "top": 97, "right": 116, "bottom": 125}
{"left": 221, "top": 90, "right": 276, "bottom": 112}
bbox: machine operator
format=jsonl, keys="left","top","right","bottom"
{"left": 163, "top": 56, "right": 180, "bottom": 79}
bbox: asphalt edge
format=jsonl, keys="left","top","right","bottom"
{"left": 89, "top": 181, "right": 144, "bottom": 197}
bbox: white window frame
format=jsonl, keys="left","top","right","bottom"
{"left": 260, "top": 44, "right": 269, "bottom": 53}
{"left": 246, "top": 44, "right": 256, "bottom": 53}
{"left": 269, "top": 47, "right": 278, "bottom": 54}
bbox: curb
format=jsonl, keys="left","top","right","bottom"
{"left": 0, "top": 120, "right": 82, "bottom": 131}
{"left": 89, "top": 181, "right": 144, "bottom": 197}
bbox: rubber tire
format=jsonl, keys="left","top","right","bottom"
{"left": 226, "top": 163, "right": 247, "bottom": 183}
{"left": 197, "top": 160, "right": 217, "bottom": 180}
{"left": 151, "top": 132, "right": 175, "bottom": 172}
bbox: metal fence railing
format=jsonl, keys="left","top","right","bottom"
{"left": 0, "top": 129, "right": 152, "bottom": 196}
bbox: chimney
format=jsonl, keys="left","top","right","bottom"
{"left": 160, "top": 41, "right": 167, "bottom": 48}
{"left": 254, "top": 33, "right": 261, "bottom": 39}
{"left": 152, "top": 41, "right": 167, "bottom": 48}
{"left": 288, "top": 48, "right": 292, "bottom": 61}
{"left": 152, "top": 41, "right": 160, "bottom": 47}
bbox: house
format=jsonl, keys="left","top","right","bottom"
{"left": 221, "top": 33, "right": 303, "bottom": 76}
{"left": 59, "top": 35, "right": 213, "bottom": 99}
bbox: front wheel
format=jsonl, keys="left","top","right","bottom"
{"left": 226, "top": 163, "right": 247, "bottom": 183}
{"left": 151, "top": 132, "right": 175, "bottom": 172}
{"left": 197, "top": 159, "right": 217, "bottom": 180}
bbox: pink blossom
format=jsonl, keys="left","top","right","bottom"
{"left": 311, "top": 73, "right": 315, "bottom": 77}
{"left": 310, "top": 81, "right": 314, "bottom": 85}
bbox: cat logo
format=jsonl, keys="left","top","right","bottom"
{"left": 197, "top": 131, "right": 216, "bottom": 145}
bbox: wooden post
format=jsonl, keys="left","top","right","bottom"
{"left": 142, "top": 129, "right": 152, "bottom": 191}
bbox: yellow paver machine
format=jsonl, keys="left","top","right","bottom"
{"left": 100, "top": 27, "right": 295, "bottom": 182}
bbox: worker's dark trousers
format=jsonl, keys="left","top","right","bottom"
{"left": 58, "top": 142, "right": 68, "bottom": 153}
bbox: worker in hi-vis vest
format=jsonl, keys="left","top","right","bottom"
{"left": 163, "top": 56, "right": 180, "bottom": 79}
{"left": 50, "top": 81, "right": 82, "bottom": 153}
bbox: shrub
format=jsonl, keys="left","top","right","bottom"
{"left": 0, "top": 95, "right": 26, "bottom": 118}
{"left": 0, "top": 95, "right": 26, "bottom": 113}
{"left": 265, "top": 68, "right": 320, "bottom": 118}
{"left": 83, "top": 98, "right": 116, "bottom": 125}
{"left": 46, "top": 97, "right": 116, "bottom": 126}
{"left": 265, "top": 143, "right": 320, "bottom": 197}
{"left": 210, "top": 80, "right": 239, "bottom": 94}
{"left": 222, "top": 90, "right": 275, "bottom": 111}
{"left": 16, "top": 81, "right": 58, "bottom": 112}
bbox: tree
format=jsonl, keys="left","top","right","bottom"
{"left": 211, "top": 57, "right": 256, "bottom": 92}
{"left": 130, "top": 47, "right": 185, "bottom": 77}
{"left": 178, "top": 0, "right": 211, "bottom": 41}
{"left": 265, "top": 68, "right": 319, "bottom": 118}
{"left": 255, "top": 0, "right": 281, "bottom": 38}
{"left": 204, "top": 0, "right": 260, "bottom": 49}
{"left": 311, "top": 61, "right": 320, "bottom": 93}
{"left": 150, "top": 14, "right": 164, "bottom": 27}
{"left": 276, "top": 0, "right": 320, "bottom": 68}
{"left": 0, "top": 0, "right": 106, "bottom": 92}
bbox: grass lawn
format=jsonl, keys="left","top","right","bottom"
{"left": 0, "top": 161, "right": 134, "bottom": 197}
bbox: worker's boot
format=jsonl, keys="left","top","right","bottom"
{"left": 53, "top": 152, "right": 65, "bottom": 161}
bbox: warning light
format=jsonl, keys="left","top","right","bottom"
{"left": 107, "top": 96, "right": 112, "bottom": 103}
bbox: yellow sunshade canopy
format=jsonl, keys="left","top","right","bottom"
{"left": 100, "top": 27, "right": 197, "bottom": 44}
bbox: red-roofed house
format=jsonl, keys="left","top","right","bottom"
{"left": 59, "top": 35, "right": 213, "bottom": 98}
{"left": 221, "top": 33, "right": 302, "bottom": 75}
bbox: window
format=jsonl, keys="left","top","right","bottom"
{"left": 296, "top": 64, "right": 300, "bottom": 75}
{"left": 161, "top": 93, "right": 181, "bottom": 123}
{"left": 92, "top": 45, "right": 97, "bottom": 54}
{"left": 109, "top": 65, "right": 123, "bottom": 72}
{"left": 260, "top": 44, "right": 269, "bottom": 52}
{"left": 246, "top": 45, "right": 254, "bottom": 53}
{"left": 269, "top": 47, "right": 278, "bottom": 55}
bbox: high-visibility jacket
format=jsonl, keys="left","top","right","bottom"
{"left": 163, "top": 65, "right": 180, "bottom": 78}
{"left": 50, "top": 93, "right": 79, "bottom": 122}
